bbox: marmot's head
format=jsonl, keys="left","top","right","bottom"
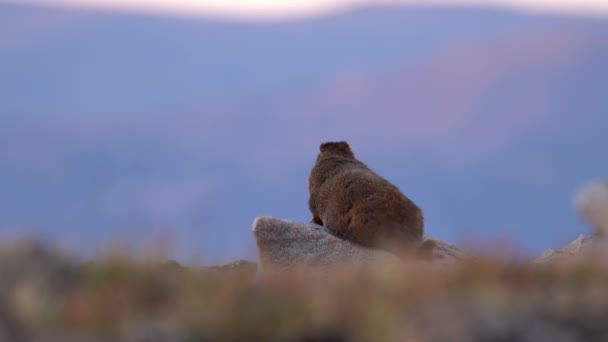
{"left": 319, "top": 141, "right": 355, "bottom": 159}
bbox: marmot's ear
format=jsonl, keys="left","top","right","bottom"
{"left": 319, "top": 141, "right": 354, "bottom": 158}
{"left": 335, "top": 141, "right": 350, "bottom": 150}
{"left": 320, "top": 141, "right": 351, "bottom": 152}
{"left": 319, "top": 142, "right": 333, "bottom": 152}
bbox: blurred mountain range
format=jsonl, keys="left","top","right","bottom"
{"left": 1, "top": 3, "right": 607, "bottom": 263}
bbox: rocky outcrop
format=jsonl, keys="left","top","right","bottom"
{"left": 534, "top": 234, "right": 608, "bottom": 264}
{"left": 534, "top": 234, "right": 595, "bottom": 263}
{"left": 574, "top": 178, "right": 608, "bottom": 237}
{"left": 252, "top": 178, "right": 608, "bottom": 270}
{"left": 535, "top": 179, "right": 608, "bottom": 264}
{"left": 252, "top": 216, "right": 469, "bottom": 272}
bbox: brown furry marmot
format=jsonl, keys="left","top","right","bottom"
{"left": 308, "top": 141, "right": 434, "bottom": 259}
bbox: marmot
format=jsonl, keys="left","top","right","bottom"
{"left": 308, "top": 141, "right": 434, "bottom": 259}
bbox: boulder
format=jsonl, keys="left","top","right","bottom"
{"left": 574, "top": 178, "right": 608, "bottom": 237}
{"left": 535, "top": 234, "right": 608, "bottom": 264}
{"left": 537, "top": 179, "right": 608, "bottom": 264}
{"left": 252, "top": 216, "right": 469, "bottom": 272}
{"left": 534, "top": 234, "right": 595, "bottom": 263}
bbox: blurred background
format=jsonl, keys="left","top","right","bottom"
{"left": 0, "top": 0, "right": 607, "bottom": 264}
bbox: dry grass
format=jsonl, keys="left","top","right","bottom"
{"left": 1, "top": 241, "right": 608, "bottom": 341}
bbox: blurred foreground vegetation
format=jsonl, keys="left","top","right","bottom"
{"left": 1, "top": 241, "right": 607, "bottom": 341}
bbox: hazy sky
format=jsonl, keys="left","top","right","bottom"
{"left": 1, "top": 0, "right": 607, "bottom": 263}
{"left": 10, "top": 0, "right": 608, "bottom": 17}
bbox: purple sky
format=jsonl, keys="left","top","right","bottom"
{"left": 1, "top": 2, "right": 607, "bottom": 264}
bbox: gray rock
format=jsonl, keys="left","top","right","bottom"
{"left": 535, "top": 234, "right": 593, "bottom": 263}
{"left": 535, "top": 234, "right": 608, "bottom": 264}
{"left": 574, "top": 178, "right": 608, "bottom": 236}
{"left": 252, "top": 216, "right": 469, "bottom": 272}
{"left": 534, "top": 178, "right": 608, "bottom": 264}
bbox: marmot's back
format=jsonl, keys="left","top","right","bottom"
{"left": 308, "top": 141, "right": 424, "bottom": 257}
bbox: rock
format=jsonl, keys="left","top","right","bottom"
{"left": 535, "top": 234, "right": 594, "bottom": 263}
{"left": 252, "top": 216, "right": 469, "bottom": 272}
{"left": 537, "top": 179, "right": 608, "bottom": 264}
{"left": 0, "top": 239, "right": 82, "bottom": 342}
{"left": 535, "top": 234, "right": 608, "bottom": 264}
{"left": 428, "top": 238, "right": 470, "bottom": 264}
{"left": 205, "top": 260, "right": 258, "bottom": 279}
{"left": 574, "top": 178, "right": 608, "bottom": 236}
{"left": 534, "top": 179, "right": 608, "bottom": 263}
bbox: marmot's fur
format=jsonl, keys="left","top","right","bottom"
{"left": 308, "top": 141, "right": 433, "bottom": 259}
